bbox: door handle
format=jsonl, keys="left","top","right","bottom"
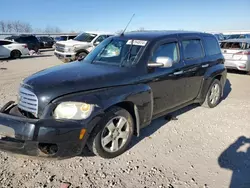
{"left": 202, "top": 64, "right": 209, "bottom": 68}
{"left": 173, "top": 70, "right": 183, "bottom": 75}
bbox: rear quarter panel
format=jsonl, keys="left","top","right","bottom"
{"left": 197, "top": 63, "right": 227, "bottom": 102}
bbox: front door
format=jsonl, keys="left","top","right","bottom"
{"left": 145, "top": 38, "right": 187, "bottom": 116}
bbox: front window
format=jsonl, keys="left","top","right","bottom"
{"left": 74, "top": 33, "right": 97, "bottom": 42}
{"left": 59, "top": 36, "right": 67, "bottom": 41}
{"left": 150, "top": 42, "right": 179, "bottom": 63}
{"left": 84, "top": 38, "right": 147, "bottom": 67}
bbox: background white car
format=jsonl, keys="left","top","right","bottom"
{"left": 220, "top": 39, "right": 250, "bottom": 73}
{"left": 0, "top": 39, "right": 30, "bottom": 59}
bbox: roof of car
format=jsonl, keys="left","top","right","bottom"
{"left": 84, "top": 31, "right": 114, "bottom": 35}
{"left": 222, "top": 38, "right": 250, "bottom": 43}
{"left": 118, "top": 30, "right": 206, "bottom": 40}
{"left": 7, "top": 35, "right": 35, "bottom": 39}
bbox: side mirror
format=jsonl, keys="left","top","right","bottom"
{"left": 94, "top": 41, "right": 100, "bottom": 46}
{"left": 148, "top": 57, "right": 173, "bottom": 68}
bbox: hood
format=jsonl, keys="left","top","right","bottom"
{"left": 22, "top": 61, "right": 138, "bottom": 111}
{"left": 57, "top": 40, "right": 89, "bottom": 47}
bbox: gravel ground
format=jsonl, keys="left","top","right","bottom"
{"left": 0, "top": 51, "right": 250, "bottom": 188}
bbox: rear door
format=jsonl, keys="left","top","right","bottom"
{"left": 178, "top": 34, "right": 206, "bottom": 102}
{"left": 202, "top": 35, "right": 224, "bottom": 67}
{"left": 0, "top": 40, "right": 12, "bottom": 58}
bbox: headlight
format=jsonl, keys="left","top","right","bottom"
{"left": 54, "top": 102, "right": 94, "bottom": 120}
{"left": 64, "top": 47, "right": 74, "bottom": 52}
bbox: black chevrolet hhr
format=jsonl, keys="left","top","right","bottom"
{"left": 0, "top": 31, "right": 226, "bottom": 159}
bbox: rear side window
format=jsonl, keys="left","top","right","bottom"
{"left": 94, "top": 35, "right": 108, "bottom": 44}
{"left": 26, "top": 36, "right": 38, "bottom": 43}
{"left": 15, "top": 37, "right": 26, "bottom": 43}
{"left": 68, "top": 36, "right": 76, "bottom": 39}
{"left": 0, "top": 41, "right": 12, "bottom": 45}
{"left": 151, "top": 42, "right": 179, "bottom": 63}
{"left": 203, "top": 36, "right": 221, "bottom": 56}
{"left": 182, "top": 39, "right": 204, "bottom": 59}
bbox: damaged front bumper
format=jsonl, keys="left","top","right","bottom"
{"left": 0, "top": 103, "right": 91, "bottom": 159}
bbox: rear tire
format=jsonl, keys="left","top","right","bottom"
{"left": 201, "top": 79, "right": 222, "bottom": 108}
{"left": 10, "top": 50, "right": 21, "bottom": 59}
{"left": 87, "top": 106, "right": 134, "bottom": 158}
{"left": 33, "top": 46, "right": 39, "bottom": 53}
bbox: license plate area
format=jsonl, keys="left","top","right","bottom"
{"left": 223, "top": 54, "right": 233, "bottom": 59}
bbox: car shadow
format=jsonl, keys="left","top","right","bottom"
{"left": 222, "top": 79, "right": 232, "bottom": 100}
{"left": 129, "top": 104, "right": 199, "bottom": 150}
{"left": 218, "top": 136, "right": 250, "bottom": 188}
{"left": 0, "top": 54, "right": 53, "bottom": 62}
{"left": 40, "top": 48, "right": 55, "bottom": 52}
{"left": 227, "top": 69, "right": 250, "bottom": 75}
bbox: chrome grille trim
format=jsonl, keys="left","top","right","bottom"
{"left": 55, "top": 43, "right": 65, "bottom": 52}
{"left": 18, "top": 87, "right": 38, "bottom": 116}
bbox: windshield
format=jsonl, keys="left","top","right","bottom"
{"left": 214, "top": 34, "right": 224, "bottom": 41}
{"left": 84, "top": 38, "right": 147, "bottom": 67}
{"left": 228, "top": 34, "right": 240, "bottom": 39}
{"left": 60, "top": 36, "right": 67, "bottom": 41}
{"left": 74, "top": 33, "right": 97, "bottom": 42}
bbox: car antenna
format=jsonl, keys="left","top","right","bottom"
{"left": 120, "top": 14, "right": 135, "bottom": 36}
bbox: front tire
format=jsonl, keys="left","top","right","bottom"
{"left": 202, "top": 79, "right": 222, "bottom": 108}
{"left": 10, "top": 50, "right": 21, "bottom": 59}
{"left": 87, "top": 107, "right": 134, "bottom": 158}
{"left": 76, "top": 52, "right": 87, "bottom": 60}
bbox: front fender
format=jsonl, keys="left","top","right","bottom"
{"left": 50, "top": 84, "right": 153, "bottom": 132}
{"left": 96, "top": 84, "right": 153, "bottom": 128}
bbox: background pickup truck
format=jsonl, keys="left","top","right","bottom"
{"left": 54, "top": 31, "right": 113, "bottom": 63}
{"left": 0, "top": 30, "right": 226, "bottom": 159}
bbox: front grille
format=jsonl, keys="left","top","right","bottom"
{"left": 18, "top": 87, "right": 38, "bottom": 116}
{"left": 55, "top": 43, "right": 65, "bottom": 52}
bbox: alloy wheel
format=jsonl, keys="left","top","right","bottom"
{"left": 209, "top": 83, "right": 221, "bottom": 105}
{"left": 101, "top": 116, "right": 129, "bottom": 153}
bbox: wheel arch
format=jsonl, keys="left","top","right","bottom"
{"left": 105, "top": 101, "right": 141, "bottom": 137}
{"left": 10, "top": 49, "right": 21, "bottom": 58}
{"left": 75, "top": 49, "right": 89, "bottom": 55}
{"left": 99, "top": 84, "right": 153, "bottom": 137}
{"left": 197, "top": 64, "right": 227, "bottom": 102}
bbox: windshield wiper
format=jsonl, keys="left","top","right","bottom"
{"left": 120, "top": 40, "right": 134, "bottom": 67}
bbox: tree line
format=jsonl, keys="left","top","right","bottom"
{"left": 0, "top": 20, "right": 62, "bottom": 33}
{"left": 0, "top": 20, "right": 145, "bottom": 34}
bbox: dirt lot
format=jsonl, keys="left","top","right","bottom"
{"left": 0, "top": 51, "right": 250, "bottom": 188}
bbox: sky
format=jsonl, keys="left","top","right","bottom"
{"left": 0, "top": 0, "right": 250, "bottom": 33}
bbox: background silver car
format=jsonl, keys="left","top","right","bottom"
{"left": 220, "top": 39, "right": 250, "bottom": 73}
